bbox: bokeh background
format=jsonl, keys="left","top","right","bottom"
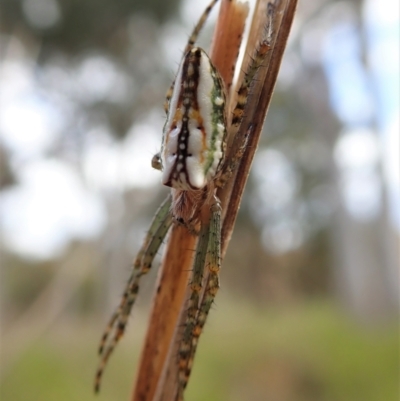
{"left": 0, "top": 0, "right": 399, "bottom": 400}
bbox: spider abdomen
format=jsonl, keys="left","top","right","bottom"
{"left": 161, "top": 47, "right": 227, "bottom": 191}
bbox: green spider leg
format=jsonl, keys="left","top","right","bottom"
{"left": 177, "top": 215, "right": 210, "bottom": 396}
{"left": 216, "top": 4, "right": 274, "bottom": 188}
{"left": 176, "top": 199, "right": 221, "bottom": 401}
{"left": 95, "top": 195, "right": 173, "bottom": 393}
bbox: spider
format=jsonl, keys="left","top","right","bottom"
{"left": 95, "top": 0, "right": 273, "bottom": 399}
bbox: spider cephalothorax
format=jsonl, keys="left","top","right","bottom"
{"left": 95, "top": 0, "right": 273, "bottom": 399}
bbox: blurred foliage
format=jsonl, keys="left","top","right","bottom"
{"left": 0, "top": 0, "right": 180, "bottom": 55}
{"left": 1, "top": 299, "right": 398, "bottom": 401}
{"left": 224, "top": 214, "right": 331, "bottom": 303}
{"left": 0, "top": 0, "right": 182, "bottom": 139}
{"left": 2, "top": 254, "right": 54, "bottom": 314}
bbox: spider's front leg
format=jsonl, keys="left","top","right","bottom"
{"left": 95, "top": 195, "right": 173, "bottom": 393}
{"left": 216, "top": 5, "right": 274, "bottom": 189}
{"left": 177, "top": 196, "right": 222, "bottom": 401}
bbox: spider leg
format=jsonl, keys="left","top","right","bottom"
{"left": 98, "top": 196, "right": 172, "bottom": 355}
{"left": 230, "top": 4, "right": 273, "bottom": 128}
{"left": 164, "top": 0, "right": 220, "bottom": 113}
{"left": 95, "top": 195, "right": 173, "bottom": 393}
{"left": 216, "top": 5, "right": 274, "bottom": 188}
{"left": 177, "top": 218, "right": 210, "bottom": 400}
{"left": 176, "top": 198, "right": 222, "bottom": 401}
{"left": 215, "top": 123, "right": 253, "bottom": 188}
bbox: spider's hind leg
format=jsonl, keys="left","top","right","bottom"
{"left": 177, "top": 218, "right": 210, "bottom": 400}
{"left": 176, "top": 198, "right": 222, "bottom": 401}
{"left": 95, "top": 195, "right": 173, "bottom": 393}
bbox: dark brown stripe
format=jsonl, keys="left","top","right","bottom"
{"left": 165, "top": 48, "right": 203, "bottom": 189}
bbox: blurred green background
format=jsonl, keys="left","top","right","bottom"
{"left": 0, "top": 0, "right": 398, "bottom": 400}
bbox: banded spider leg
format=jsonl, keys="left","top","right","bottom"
{"left": 95, "top": 196, "right": 172, "bottom": 392}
